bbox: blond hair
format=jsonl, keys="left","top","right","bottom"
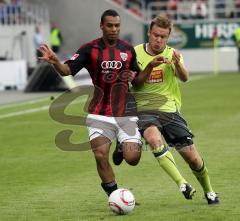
{"left": 150, "top": 14, "right": 172, "bottom": 33}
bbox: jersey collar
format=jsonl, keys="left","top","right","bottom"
{"left": 144, "top": 43, "right": 166, "bottom": 56}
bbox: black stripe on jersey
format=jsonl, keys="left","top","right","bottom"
{"left": 117, "top": 39, "right": 132, "bottom": 51}
{"left": 90, "top": 47, "right": 99, "bottom": 84}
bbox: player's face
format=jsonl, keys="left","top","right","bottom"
{"left": 101, "top": 16, "right": 120, "bottom": 44}
{"left": 148, "top": 24, "right": 170, "bottom": 54}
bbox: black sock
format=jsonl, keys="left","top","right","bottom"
{"left": 101, "top": 181, "right": 118, "bottom": 196}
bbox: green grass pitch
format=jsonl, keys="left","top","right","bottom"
{"left": 0, "top": 73, "right": 240, "bottom": 221}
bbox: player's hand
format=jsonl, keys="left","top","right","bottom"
{"left": 150, "top": 56, "right": 169, "bottom": 68}
{"left": 38, "top": 44, "right": 59, "bottom": 64}
{"left": 172, "top": 50, "right": 181, "bottom": 65}
{"left": 127, "top": 71, "right": 137, "bottom": 82}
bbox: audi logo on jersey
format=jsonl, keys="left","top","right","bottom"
{"left": 101, "top": 61, "right": 122, "bottom": 70}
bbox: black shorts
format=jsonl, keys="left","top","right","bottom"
{"left": 137, "top": 111, "right": 194, "bottom": 149}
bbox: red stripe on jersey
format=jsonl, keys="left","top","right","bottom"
{"left": 91, "top": 47, "right": 99, "bottom": 84}
{"left": 125, "top": 49, "right": 132, "bottom": 70}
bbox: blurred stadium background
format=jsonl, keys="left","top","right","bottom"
{"left": 1, "top": 1, "right": 240, "bottom": 220}
{"left": 0, "top": 0, "right": 240, "bottom": 94}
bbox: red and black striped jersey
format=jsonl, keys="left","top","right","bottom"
{"left": 65, "top": 37, "right": 140, "bottom": 117}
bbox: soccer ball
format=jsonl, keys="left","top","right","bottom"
{"left": 108, "top": 188, "right": 135, "bottom": 215}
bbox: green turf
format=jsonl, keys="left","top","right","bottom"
{"left": 0, "top": 73, "right": 240, "bottom": 221}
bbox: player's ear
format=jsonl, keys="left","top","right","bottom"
{"left": 147, "top": 29, "right": 150, "bottom": 38}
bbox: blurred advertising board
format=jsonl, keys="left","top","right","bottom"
{"left": 169, "top": 21, "right": 240, "bottom": 49}
{"left": 145, "top": 21, "right": 240, "bottom": 49}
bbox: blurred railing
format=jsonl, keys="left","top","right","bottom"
{"left": 146, "top": 0, "right": 240, "bottom": 22}
{"left": 111, "top": 0, "right": 240, "bottom": 22}
{"left": 0, "top": 1, "right": 49, "bottom": 26}
{"left": 111, "top": 0, "right": 147, "bottom": 19}
{"left": 0, "top": 1, "right": 50, "bottom": 66}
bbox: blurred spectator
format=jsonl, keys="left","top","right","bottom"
{"left": 215, "top": 0, "right": 226, "bottom": 18}
{"left": 225, "top": 0, "right": 234, "bottom": 18}
{"left": 178, "top": 0, "right": 191, "bottom": 20}
{"left": 113, "top": 0, "right": 240, "bottom": 20}
{"left": 236, "top": 0, "right": 240, "bottom": 17}
{"left": 145, "top": 0, "right": 168, "bottom": 19}
{"left": 0, "top": 0, "right": 24, "bottom": 24}
{"left": 33, "top": 25, "right": 43, "bottom": 63}
{"left": 6, "top": 0, "right": 22, "bottom": 24}
{"left": 112, "top": 0, "right": 124, "bottom": 5}
{"left": 191, "top": 0, "right": 207, "bottom": 19}
{"left": 144, "top": 0, "right": 152, "bottom": 8}
{"left": 0, "top": 0, "right": 6, "bottom": 24}
{"left": 167, "top": 0, "right": 178, "bottom": 19}
{"left": 50, "top": 22, "right": 63, "bottom": 53}
{"left": 157, "top": 0, "right": 168, "bottom": 11}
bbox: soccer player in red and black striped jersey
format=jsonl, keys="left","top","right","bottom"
{"left": 39, "top": 9, "right": 162, "bottom": 197}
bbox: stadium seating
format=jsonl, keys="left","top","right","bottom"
{"left": 111, "top": 0, "right": 240, "bottom": 21}
{"left": 0, "top": 0, "right": 50, "bottom": 67}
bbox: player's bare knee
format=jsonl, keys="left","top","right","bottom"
{"left": 187, "top": 156, "right": 202, "bottom": 170}
{"left": 93, "top": 150, "right": 108, "bottom": 163}
{"left": 144, "top": 135, "right": 161, "bottom": 147}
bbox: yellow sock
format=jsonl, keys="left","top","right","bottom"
{"left": 192, "top": 163, "right": 214, "bottom": 193}
{"left": 153, "top": 146, "right": 187, "bottom": 187}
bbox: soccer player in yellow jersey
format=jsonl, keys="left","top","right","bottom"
{"left": 234, "top": 26, "right": 240, "bottom": 72}
{"left": 132, "top": 14, "right": 219, "bottom": 204}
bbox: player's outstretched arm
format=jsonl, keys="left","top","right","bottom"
{"left": 38, "top": 43, "right": 71, "bottom": 76}
{"left": 172, "top": 50, "right": 189, "bottom": 82}
{"left": 132, "top": 56, "right": 165, "bottom": 87}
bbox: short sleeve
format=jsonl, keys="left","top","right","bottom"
{"left": 129, "top": 47, "right": 141, "bottom": 74}
{"left": 64, "top": 45, "right": 89, "bottom": 76}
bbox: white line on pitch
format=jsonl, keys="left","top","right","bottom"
{"left": 189, "top": 75, "right": 214, "bottom": 81}
{"left": 0, "top": 97, "right": 50, "bottom": 110}
{"left": 0, "top": 97, "right": 88, "bottom": 119}
{"left": 0, "top": 93, "right": 88, "bottom": 110}
{"left": 0, "top": 105, "right": 49, "bottom": 119}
